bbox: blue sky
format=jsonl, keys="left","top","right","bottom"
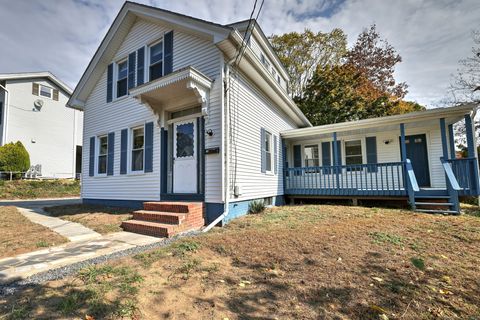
{"left": 0, "top": 0, "right": 479, "bottom": 107}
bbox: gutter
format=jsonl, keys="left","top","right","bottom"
{"left": 0, "top": 83, "right": 9, "bottom": 145}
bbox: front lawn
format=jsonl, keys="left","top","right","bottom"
{"left": 0, "top": 206, "right": 68, "bottom": 259}
{"left": 44, "top": 204, "right": 133, "bottom": 234}
{"left": 0, "top": 179, "right": 80, "bottom": 200}
{"left": 2, "top": 205, "right": 480, "bottom": 319}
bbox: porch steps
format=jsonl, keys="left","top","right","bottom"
{"left": 413, "top": 193, "right": 459, "bottom": 215}
{"left": 121, "top": 202, "right": 205, "bottom": 238}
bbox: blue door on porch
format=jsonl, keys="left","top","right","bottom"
{"left": 401, "top": 134, "right": 431, "bottom": 187}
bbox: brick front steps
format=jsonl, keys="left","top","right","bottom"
{"left": 121, "top": 202, "right": 205, "bottom": 238}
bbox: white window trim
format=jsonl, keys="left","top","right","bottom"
{"left": 265, "top": 130, "right": 274, "bottom": 174}
{"left": 39, "top": 84, "right": 53, "bottom": 100}
{"left": 343, "top": 138, "right": 365, "bottom": 166}
{"left": 96, "top": 134, "right": 108, "bottom": 177}
{"left": 128, "top": 125, "right": 146, "bottom": 175}
{"left": 147, "top": 38, "right": 165, "bottom": 83}
{"left": 303, "top": 144, "right": 320, "bottom": 167}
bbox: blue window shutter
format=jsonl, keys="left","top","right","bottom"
{"left": 137, "top": 47, "right": 145, "bottom": 86}
{"left": 274, "top": 135, "right": 278, "bottom": 174}
{"left": 106, "top": 63, "right": 113, "bottom": 103}
{"left": 160, "top": 128, "right": 168, "bottom": 193}
{"left": 120, "top": 129, "right": 128, "bottom": 174}
{"left": 293, "top": 145, "right": 302, "bottom": 167}
{"left": 164, "top": 31, "right": 173, "bottom": 75}
{"left": 366, "top": 136, "right": 378, "bottom": 172}
{"left": 89, "top": 137, "right": 95, "bottom": 177}
{"left": 260, "top": 128, "right": 266, "bottom": 173}
{"left": 128, "top": 52, "right": 136, "bottom": 89}
{"left": 144, "top": 122, "right": 154, "bottom": 173}
{"left": 336, "top": 141, "right": 342, "bottom": 165}
{"left": 107, "top": 132, "right": 115, "bottom": 176}
{"left": 321, "top": 142, "right": 331, "bottom": 174}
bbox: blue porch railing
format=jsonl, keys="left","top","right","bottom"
{"left": 284, "top": 161, "right": 406, "bottom": 196}
{"left": 446, "top": 157, "right": 480, "bottom": 196}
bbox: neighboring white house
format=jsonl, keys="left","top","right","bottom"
{"left": 0, "top": 72, "right": 83, "bottom": 178}
{"left": 68, "top": 2, "right": 479, "bottom": 235}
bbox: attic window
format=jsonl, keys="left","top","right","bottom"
{"left": 117, "top": 60, "right": 128, "bottom": 97}
{"left": 149, "top": 41, "right": 163, "bottom": 81}
{"left": 39, "top": 85, "right": 53, "bottom": 99}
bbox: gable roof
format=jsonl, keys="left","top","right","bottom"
{"left": 68, "top": 1, "right": 311, "bottom": 127}
{"left": 227, "top": 19, "right": 289, "bottom": 80}
{"left": 0, "top": 71, "right": 72, "bottom": 95}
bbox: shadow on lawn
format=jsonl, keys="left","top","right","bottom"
{"left": 44, "top": 204, "right": 133, "bottom": 217}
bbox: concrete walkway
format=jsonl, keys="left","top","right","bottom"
{"left": 0, "top": 197, "right": 100, "bottom": 242}
{"left": 0, "top": 232, "right": 162, "bottom": 284}
{"left": 0, "top": 197, "right": 163, "bottom": 284}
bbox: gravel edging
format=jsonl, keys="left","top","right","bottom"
{"left": 0, "top": 230, "right": 201, "bottom": 296}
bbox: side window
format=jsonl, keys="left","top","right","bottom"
{"left": 131, "top": 127, "right": 145, "bottom": 171}
{"left": 117, "top": 60, "right": 128, "bottom": 97}
{"left": 98, "top": 135, "right": 108, "bottom": 174}
{"left": 265, "top": 131, "right": 272, "bottom": 172}
{"left": 304, "top": 145, "right": 319, "bottom": 167}
{"left": 345, "top": 140, "right": 363, "bottom": 165}
{"left": 149, "top": 41, "right": 163, "bottom": 81}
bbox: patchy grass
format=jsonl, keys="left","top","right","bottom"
{"left": 0, "top": 206, "right": 67, "bottom": 259}
{"left": 2, "top": 205, "right": 480, "bottom": 319}
{"left": 0, "top": 179, "right": 80, "bottom": 200}
{"left": 44, "top": 205, "right": 133, "bottom": 234}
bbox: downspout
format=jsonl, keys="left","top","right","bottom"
{"left": 0, "top": 83, "right": 9, "bottom": 146}
{"left": 203, "top": 60, "right": 234, "bottom": 232}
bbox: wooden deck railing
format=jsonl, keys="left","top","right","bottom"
{"left": 284, "top": 161, "right": 407, "bottom": 196}
{"left": 446, "top": 157, "right": 479, "bottom": 196}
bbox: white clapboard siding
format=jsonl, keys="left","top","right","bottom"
{"left": 82, "top": 18, "right": 223, "bottom": 202}
{"left": 5, "top": 78, "right": 81, "bottom": 178}
{"left": 227, "top": 71, "right": 297, "bottom": 202}
{"left": 286, "top": 124, "right": 447, "bottom": 190}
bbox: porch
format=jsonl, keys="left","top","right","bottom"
{"left": 281, "top": 104, "right": 480, "bottom": 213}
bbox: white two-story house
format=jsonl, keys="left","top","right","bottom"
{"left": 0, "top": 72, "right": 83, "bottom": 178}
{"left": 68, "top": 2, "right": 479, "bottom": 238}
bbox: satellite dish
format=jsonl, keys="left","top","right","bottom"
{"left": 34, "top": 99, "right": 44, "bottom": 111}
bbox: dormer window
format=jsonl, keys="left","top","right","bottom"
{"left": 117, "top": 60, "right": 128, "bottom": 97}
{"left": 149, "top": 41, "right": 163, "bottom": 81}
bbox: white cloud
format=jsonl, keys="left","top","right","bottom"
{"left": 0, "top": 0, "right": 478, "bottom": 107}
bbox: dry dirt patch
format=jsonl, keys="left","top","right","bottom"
{"left": 44, "top": 204, "right": 133, "bottom": 234}
{"left": 2, "top": 205, "right": 480, "bottom": 319}
{"left": 0, "top": 206, "right": 67, "bottom": 259}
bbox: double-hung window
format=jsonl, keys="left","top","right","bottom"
{"left": 149, "top": 41, "right": 163, "bottom": 81}
{"left": 39, "top": 85, "right": 53, "bottom": 99}
{"left": 117, "top": 60, "right": 128, "bottom": 97}
{"left": 345, "top": 140, "right": 363, "bottom": 169}
{"left": 264, "top": 131, "right": 273, "bottom": 173}
{"left": 131, "top": 127, "right": 145, "bottom": 172}
{"left": 304, "top": 145, "right": 319, "bottom": 167}
{"left": 98, "top": 135, "right": 108, "bottom": 174}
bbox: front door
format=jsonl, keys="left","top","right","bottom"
{"left": 173, "top": 119, "right": 197, "bottom": 193}
{"left": 401, "top": 134, "right": 431, "bottom": 187}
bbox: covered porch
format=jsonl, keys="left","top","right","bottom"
{"left": 281, "top": 104, "right": 480, "bottom": 213}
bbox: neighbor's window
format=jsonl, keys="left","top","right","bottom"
{"left": 98, "top": 135, "right": 108, "bottom": 174}
{"left": 304, "top": 145, "right": 319, "bottom": 167}
{"left": 149, "top": 41, "right": 163, "bottom": 81}
{"left": 131, "top": 127, "right": 145, "bottom": 171}
{"left": 39, "top": 85, "right": 53, "bottom": 99}
{"left": 117, "top": 60, "right": 128, "bottom": 97}
{"left": 260, "top": 53, "right": 270, "bottom": 69}
{"left": 265, "top": 131, "right": 273, "bottom": 172}
{"left": 345, "top": 140, "right": 363, "bottom": 166}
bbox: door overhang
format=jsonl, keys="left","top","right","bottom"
{"left": 130, "top": 66, "right": 213, "bottom": 118}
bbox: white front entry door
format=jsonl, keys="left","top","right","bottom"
{"left": 173, "top": 119, "right": 197, "bottom": 193}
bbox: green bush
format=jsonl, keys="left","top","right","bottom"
{"left": 248, "top": 200, "right": 266, "bottom": 214}
{"left": 0, "top": 141, "right": 30, "bottom": 172}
